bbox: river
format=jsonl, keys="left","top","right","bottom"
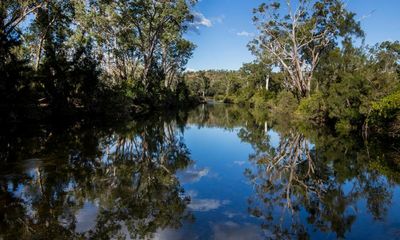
{"left": 1, "top": 103, "right": 399, "bottom": 239}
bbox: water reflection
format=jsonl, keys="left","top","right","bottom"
{"left": 1, "top": 104, "right": 400, "bottom": 239}
{"left": 0, "top": 114, "right": 193, "bottom": 239}
{"left": 239, "top": 114, "right": 399, "bottom": 239}
{"left": 189, "top": 104, "right": 400, "bottom": 239}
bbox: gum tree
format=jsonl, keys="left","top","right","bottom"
{"left": 249, "top": 0, "right": 363, "bottom": 98}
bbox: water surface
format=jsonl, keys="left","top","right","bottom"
{"left": 1, "top": 104, "right": 400, "bottom": 239}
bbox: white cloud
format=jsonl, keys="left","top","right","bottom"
{"left": 358, "top": 9, "right": 376, "bottom": 21}
{"left": 212, "top": 15, "right": 225, "bottom": 24}
{"left": 223, "top": 211, "right": 246, "bottom": 219}
{"left": 236, "top": 31, "right": 254, "bottom": 37}
{"left": 186, "top": 12, "right": 212, "bottom": 33}
{"left": 193, "top": 12, "right": 212, "bottom": 27}
{"left": 186, "top": 190, "right": 198, "bottom": 197}
{"left": 185, "top": 68, "right": 197, "bottom": 72}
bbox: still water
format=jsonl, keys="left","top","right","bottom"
{"left": 1, "top": 104, "right": 400, "bottom": 239}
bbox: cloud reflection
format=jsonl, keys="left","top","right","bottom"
{"left": 75, "top": 201, "right": 98, "bottom": 233}
{"left": 178, "top": 165, "right": 209, "bottom": 183}
{"left": 154, "top": 228, "right": 199, "bottom": 240}
{"left": 212, "top": 221, "right": 263, "bottom": 240}
{"left": 188, "top": 199, "right": 230, "bottom": 212}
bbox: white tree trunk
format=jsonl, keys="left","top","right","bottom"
{"left": 265, "top": 75, "right": 269, "bottom": 91}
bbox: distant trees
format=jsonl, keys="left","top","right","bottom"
{"left": 239, "top": 62, "right": 272, "bottom": 91}
{"left": 249, "top": 0, "right": 363, "bottom": 98}
{"left": 184, "top": 64, "right": 280, "bottom": 105}
{"left": 198, "top": 71, "right": 210, "bottom": 98}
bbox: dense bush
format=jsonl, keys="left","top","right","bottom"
{"left": 296, "top": 92, "right": 327, "bottom": 123}
{"left": 369, "top": 89, "right": 400, "bottom": 136}
{"left": 371, "top": 89, "right": 400, "bottom": 119}
{"left": 271, "top": 91, "right": 299, "bottom": 114}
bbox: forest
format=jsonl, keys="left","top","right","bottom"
{"left": 1, "top": 0, "right": 200, "bottom": 121}
{"left": 1, "top": 0, "right": 400, "bottom": 137}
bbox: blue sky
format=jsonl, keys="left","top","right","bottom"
{"left": 185, "top": 0, "right": 400, "bottom": 71}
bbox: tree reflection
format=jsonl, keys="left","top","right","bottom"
{"left": 186, "top": 104, "right": 400, "bottom": 239}
{"left": 1, "top": 104, "right": 399, "bottom": 239}
{"left": 0, "top": 114, "right": 193, "bottom": 239}
{"left": 188, "top": 104, "right": 400, "bottom": 239}
{"left": 243, "top": 122, "right": 399, "bottom": 239}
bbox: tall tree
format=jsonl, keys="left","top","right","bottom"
{"left": 249, "top": 0, "right": 363, "bottom": 98}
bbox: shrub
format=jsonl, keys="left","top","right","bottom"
{"left": 272, "top": 91, "right": 298, "bottom": 114}
{"left": 251, "top": 89, "right": 275, "bottom": 109}
{"left": 335, "top": 119, "right": 353, "bottom": 135}
{"left": 371, "top": 89, "right": 400, "bottom": 119}
{"left": 296, "top": 92, "right": 327, "bottom": 123}
{"left": 223, "top": 96, "right": 234, "bottom": 104}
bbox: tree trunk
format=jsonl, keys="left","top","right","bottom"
{"left": 264, "top": 121, "right": 268, "bottom": 135}
{"left": 35, "top": 35, "right": 45, "bottom": 70}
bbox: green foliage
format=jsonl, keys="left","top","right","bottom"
{"left": 184, "top": 61, "right": 279, "bottom": 106}
{"left": 0, "top": 0, "right": 199, "bottom": 121}
{"left": 326, "top": 74, "right": 369, "bottom": 123}
{"left": 234, "top": 87, "right": 256, "bottom": 104}
{"left": 371, "top": 89, "right": 400, "bottom": 119}
{"left": 272, "top": 91, "right": 299, "bottom": 114}
{"left": 296, "top": 40, "right": 400, "bottom": 135}
{"left": 335, "top": 119, "right": 354, "bottom": 135}
{"left": 250, "top": 0, "right": 363, "bottom": 97}
{"left": 250, "top": 89, "right": 275, "bottom": 108}
{"left": 296, "top": 92, "right": 327, "bottom": 123}
{"left": 369, "top": 89, "right": 400, "bottom": 136}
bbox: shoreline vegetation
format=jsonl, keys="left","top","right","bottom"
{"left": 184, "top": 1, "right": 400, "bottom": 139}
{"left": 1, "top": 0, "right": 399, "bottom": 139}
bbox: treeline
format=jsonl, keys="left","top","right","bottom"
{"left": 184, "top": 63, "right": 282, "bottom": 105}
{"left": 0, "top": 0, "right": 199, "bottom": 121}
{"left": 185, "top": 0, "right": 400, "bottom": 137}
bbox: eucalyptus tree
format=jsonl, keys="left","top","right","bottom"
{"left": 197, "top": 71, "right": 210, "bottom": 98}
{"left": 301, "top": 39, "right": 400, "bottom": 133}
{"left": 0, "top": 1, "right": 48, "bottom": 116}
{"left": 71, "top": 0, "right": 196, "bottom": 95}
{"left": 0, "top": 0, "right": 46, "bottom": 50}
{"left": 249, "top": 0, "right": 363, "bottom": 98}
{"left": 24, "top": 0, "right": 103, "bottom": 111}
{"left": 128, "top": 0, "right": 195, "bottom": 90}
{"left": 161, "top": 38, "right": 196, "bottom": 90}
{"left": 239, "top": 62, "right": 272, "bottom": 90}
